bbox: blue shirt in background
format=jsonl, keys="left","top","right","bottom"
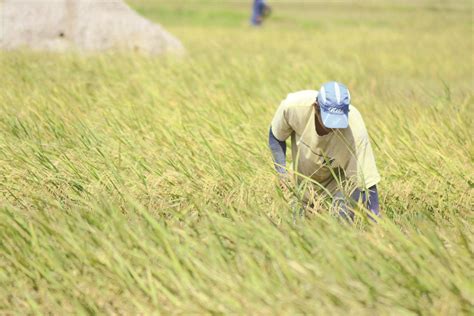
{"left": 251, "top": 0, "right": 266, "bottom": 25}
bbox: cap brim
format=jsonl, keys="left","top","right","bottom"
{"left": 321, "top": 110, "right": 349, "bottom": 128}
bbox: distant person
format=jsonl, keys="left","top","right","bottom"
{"left": 251, "top": 0, "right": 271, "bottom": 26}
{"left": 268, "top": 82, "right": 381, "bottom": 221}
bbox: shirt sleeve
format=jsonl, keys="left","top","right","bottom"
{"left": 352, "top": 134, "right": 381, "bottom": 189}
{"left": 270, "top": 98, "right": 294, "bottom": 141}
{"left": 343, "top": 109, "right": 381, "bottom": 189}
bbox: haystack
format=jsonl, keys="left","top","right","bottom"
{"left": 0, "top": 0, "right": 184, "bottom": 54}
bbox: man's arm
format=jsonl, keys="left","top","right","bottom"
{"left": 366, "top": 185, "right": 380, "bottom": 216}
{"left": 334, "top": 185, "right": 380, "bottom": 222}
{"left": 268, "top": 127, "right": 287, "bottom": 174}
{"left": 350, "top": 185, "right": 380, "bottom": 217}
{"left": 269, "top": 95, "right": 295, "bottom": 175}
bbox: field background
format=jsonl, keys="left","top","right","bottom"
{"left": 1, "top": 0, "right": 473, "bottom": 314}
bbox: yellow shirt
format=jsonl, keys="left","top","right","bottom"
{"left": 271, "top": 90, "right": 380, "bottom": 194}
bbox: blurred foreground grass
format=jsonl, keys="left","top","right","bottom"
{"left": 0, "top": 0, "right": 473, "bottom": 314}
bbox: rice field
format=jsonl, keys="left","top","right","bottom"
{"left": 0, "top": 0, "right": 473, "bottom": 314}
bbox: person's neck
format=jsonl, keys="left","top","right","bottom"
{"left": 314, "top": 114, "right": 332, "bottom": 136}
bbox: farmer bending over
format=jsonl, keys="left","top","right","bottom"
{"left": 251, "top": 0, "right": 271, "bottom": 26}
{"left": 268, "top": 82, "right": 380, "bottom": 221}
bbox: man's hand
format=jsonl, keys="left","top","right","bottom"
{"left": 277, "top": 172, "right": 294, "bottom": 200}
{"left": 278, "top": 173, "right": 289, "bottom": 190}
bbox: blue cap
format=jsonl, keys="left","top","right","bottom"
{"left": 317, "top": 81, "right": 351, "bottom": 129}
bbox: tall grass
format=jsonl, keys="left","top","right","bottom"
{"left": 0, "top": 1, "right": 472, "bottom": 314}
